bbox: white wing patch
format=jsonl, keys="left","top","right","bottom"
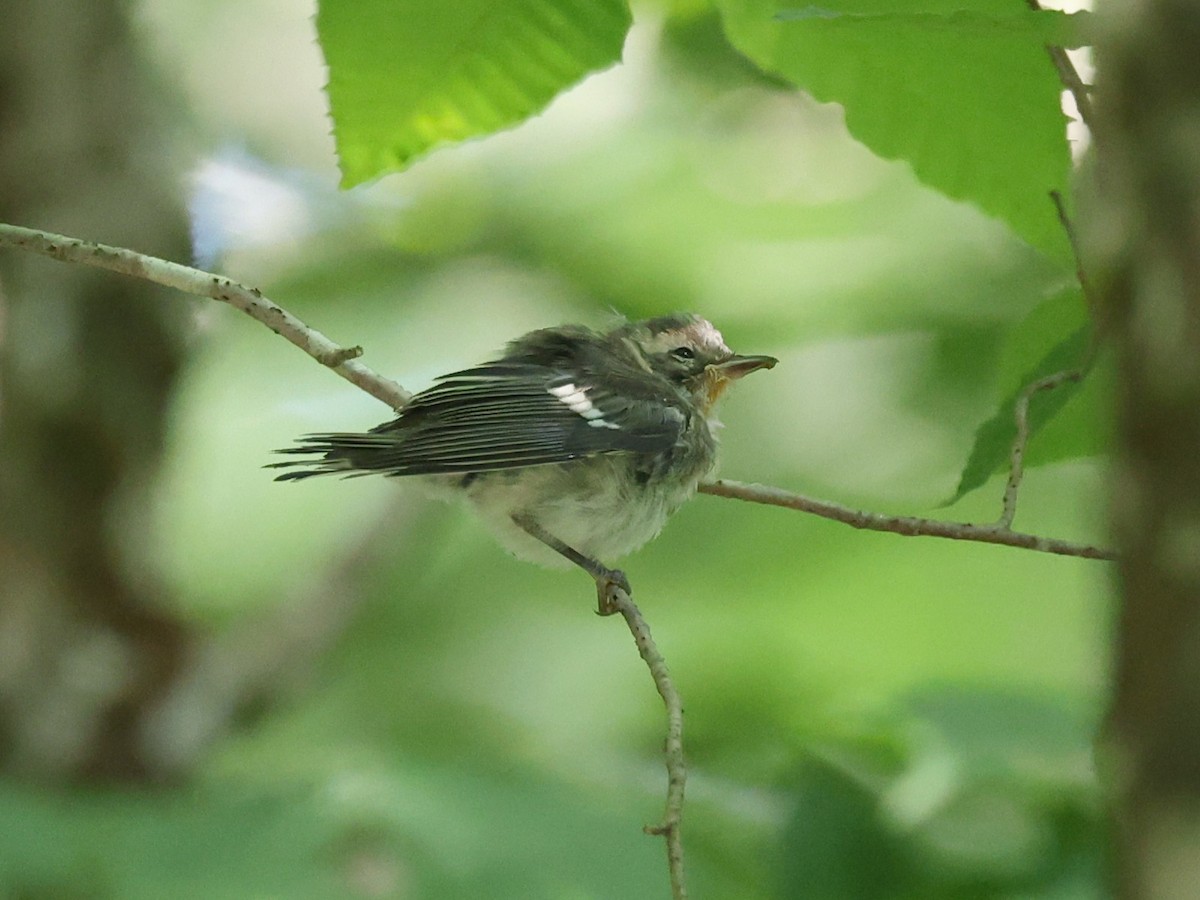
{"left": 548, "top": 382, "right": 620, "bottom": 429}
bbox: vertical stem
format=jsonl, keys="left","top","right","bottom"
{"left": 607, "top": 588, "right": 688, "bottom": 900}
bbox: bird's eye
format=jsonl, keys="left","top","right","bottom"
{"left": 670, "top": 346, "right": 695, "bottom": 360}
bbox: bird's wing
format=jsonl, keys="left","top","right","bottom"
{"left": 273, "top": 362, "right": 685, "bottom": 479}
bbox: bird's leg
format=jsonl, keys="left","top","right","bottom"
{"left": 512, "top": 514, "right": 630, "bottom": 616}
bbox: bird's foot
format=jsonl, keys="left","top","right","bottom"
{"left": 595, "top": 568, "right": 631, "bottom": 616}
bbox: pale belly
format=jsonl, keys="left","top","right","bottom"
{"left": 439, "top": 453, "right": 711, "bottom": 567}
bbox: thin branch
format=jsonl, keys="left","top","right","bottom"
{"left": 1050, "top": 188, "right": 1112, "bottom": 360}
{"left": 1025, "top": 0, "right": 1093, "bottom": 131}
{"left": 1050, "top": 189, "right": 1089, "bottom": 294}
{"left": 1003, "top": 193, "right": 1100, "bottom": 529}
{"left": 993, "top": 190, "right": 1100, "bottom": 530}
{"left": 699, "top": 480, "right": 1115, "bottom": 561}
{"left": 0, "top": 223, "right": 410, "bottom": 410}
{"left": 998, "top": 368, "right": 1085, "bottom": 529}
{"left": 1049, "top": 46, "right": 1094, "bottom": 132}
{"left": 605, "top": 587, "right": 687, "bottom": 900}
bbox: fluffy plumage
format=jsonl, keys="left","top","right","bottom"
{"left": 273, "top": 314, "right": 775, "bottom": 582}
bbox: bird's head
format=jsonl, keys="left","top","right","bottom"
{"left": 619, "top": 314, "right": 777, "bottom": 413}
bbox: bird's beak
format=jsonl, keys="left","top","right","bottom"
{"left": 712, "top": 354, "right": 778, "bottom": 380}
{"left": 700, "top": 354, "right": 777, "bottom": 411}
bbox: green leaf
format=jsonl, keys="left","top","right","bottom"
{"left": 316, "top": 0, "right": 633, "bottom": 186}
{"left": 774, "top": 5, "right": 1089, "bottom": 48}
{"left": 950, "top": 323, "right": 1091, "bottom": 504}
{"left": 715, "top": 0, "right": 1084, "bottom": 262}
{"left": 993, "top": 284, "right": 1090, "bottom": 389}
{"left": 1025, "top": 353, "right": 1112, "bottom": 468}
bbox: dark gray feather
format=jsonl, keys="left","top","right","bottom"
{"left": 272, "top": 358, "right": 687, "bottom": 480}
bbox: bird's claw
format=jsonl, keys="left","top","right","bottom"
{"left": 595, "top": 569, "right": 631, "bottom": 616}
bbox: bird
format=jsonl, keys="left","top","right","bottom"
{"left": 272, "top": 313, "right": 776, "bottom": 613}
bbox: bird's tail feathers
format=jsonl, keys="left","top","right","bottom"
{"left": 268, "top": 433, "right": 398, "bottom": 481}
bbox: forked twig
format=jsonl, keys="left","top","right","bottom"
{"left": 698, "top": 480, "right": 1113, "bottom": 561}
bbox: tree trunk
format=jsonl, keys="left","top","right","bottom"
{"left": 0, "top": 0, "right": 194, "bottom": 781}
{"left": 1095, "top": 2, "right": 1200, "bottom": 896}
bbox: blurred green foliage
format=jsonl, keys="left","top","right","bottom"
{"left": 0, "top": 1, "right": 1109, "bottom": 897}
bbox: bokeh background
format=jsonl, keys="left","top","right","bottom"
{"left": 0, "top": 1, "right": 1108, "bottom": 897}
